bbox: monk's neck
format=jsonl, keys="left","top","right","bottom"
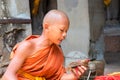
{"left": 37, "top": 34, "right": 53, "bottom": 47}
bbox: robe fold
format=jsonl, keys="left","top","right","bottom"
{"left": 94, "top": 72, "right": 120, "bottom": 80}
{"left": 10, "top": 35, "right": 66, "bottom": 80}
{"left": 94, "top": 75, "right": 120, "bottom": 80}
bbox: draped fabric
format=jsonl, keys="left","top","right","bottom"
{"left": 32, "top": 0, "right": 41, "bottom": 15}
{"left": 94, "top": 72, "right": 120, "bottom": 80}
{"left": 104, "top": 0, "right": 111, "bottom": 6}
{"left": 10, "top": 35, "right": 66, "bottom": 80}
{"left": 94, "top": 75, "right": 120, "bottom": 80}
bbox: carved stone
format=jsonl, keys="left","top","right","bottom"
{"left": 0, "top": 0, "right": 32, "bottom": 77}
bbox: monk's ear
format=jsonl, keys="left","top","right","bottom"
{"left": 44, "top": 23, "right": 49, "bottom": 30}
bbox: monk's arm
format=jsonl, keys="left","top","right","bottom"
{"left": 1, "top": 41, "right": 32, "bottom": 80}
{"left": 61, "top": 73, "right": 77, "bottom": 80}
{"left": 61, "top": 66, "right": 87, "bottom": 80}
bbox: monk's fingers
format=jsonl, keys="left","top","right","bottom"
{"left": 77, "top": 65, "right": 87, "bottom": 73}
{"left": 75, "top": 67, "right": 82, "bottom": 75}
{"left": 71, "top": 68, "right": 79, "bottom": 79}
{"left": 71, "top": 67, "right": 83, "bottom": 79}
{"left": 71, "top": 65, "right": 88, "bottom": 79}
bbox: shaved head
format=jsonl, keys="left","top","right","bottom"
{"left": 41, "top": 10, "right": 70, "bottom": 45}
{"left": 43, "top": 10, "right": 69, "bottom": 27}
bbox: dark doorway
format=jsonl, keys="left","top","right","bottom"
{"left": 29, "top": 0, "right": 57, "bottom": 35}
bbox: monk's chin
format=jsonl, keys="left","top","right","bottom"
{"left": 56, "top": 43, "right": 61, "bottom": 45}
{"left": 54, "top": 42, "right": 61, "bottom": 45}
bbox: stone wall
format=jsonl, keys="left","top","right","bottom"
{"left": 0, "top": 0, "right": 32, "bottom": 77}
{"left": 57, "top": 0, "right": 90, "bottom": 59}
{"left": 88, "top": 0, "right": 106, "bottom": 61}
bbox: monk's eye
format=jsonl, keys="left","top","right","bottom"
{"left": 60, "top": 29, "right": 64, "bottom": 32}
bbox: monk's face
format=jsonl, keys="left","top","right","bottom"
{"left": 47, "top": 17, "right": 69, "bottom": 45}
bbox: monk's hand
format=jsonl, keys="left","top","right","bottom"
{"left": 71, "top": 65, "right": 87, "bottom": 79}
{"left": 68, "top": 59, "right": 89, "bottom": 79}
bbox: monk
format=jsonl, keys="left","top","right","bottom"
{"left": 2, "top": 10, "right": 87, "bottom": 80}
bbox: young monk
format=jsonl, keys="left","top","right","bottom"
{"left": 2, "top": 9, "right": 87, "bottom": 80}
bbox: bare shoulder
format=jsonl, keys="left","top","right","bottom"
{"left": 15, "top": 40, "right": 35, "bottom": 57}
{"left": 18, "top": 40, "right": 34, "bottom": 49}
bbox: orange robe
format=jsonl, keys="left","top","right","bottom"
{"left": 10, "top": 35, "right": 66, "bottom": 80}
{"left": 94, "top": 75, "right": 120, "bottom": 80}
{"left": 94, "top": 72, "right": 120, "bottom": 80}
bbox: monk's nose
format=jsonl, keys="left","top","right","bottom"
{"left": 62, "top": 32, "right": 67, "bottom": 39}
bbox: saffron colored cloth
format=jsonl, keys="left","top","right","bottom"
{"left": 10, "top": 35, "right": 66, "bottom": 80}
{"left": 94, "top": 75, "right": 120, "bottom": 80}
{"left": 104, "top": 0, "right": 111, "bottom": 6}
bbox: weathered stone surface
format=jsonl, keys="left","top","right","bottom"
{"left": 58, "top": 0, "right": 90, "bottom": 57}
{"left": 89, "top": 0, "right": 105, "bottom": 41}
{"left": 0, "top": 0, "right": 6, "bottom": 18}
{"left": 0, "top": 0, "right": 32, "bottom": 78}
{"left": 6, "top": 0, "right": 30, "bottom": 18}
